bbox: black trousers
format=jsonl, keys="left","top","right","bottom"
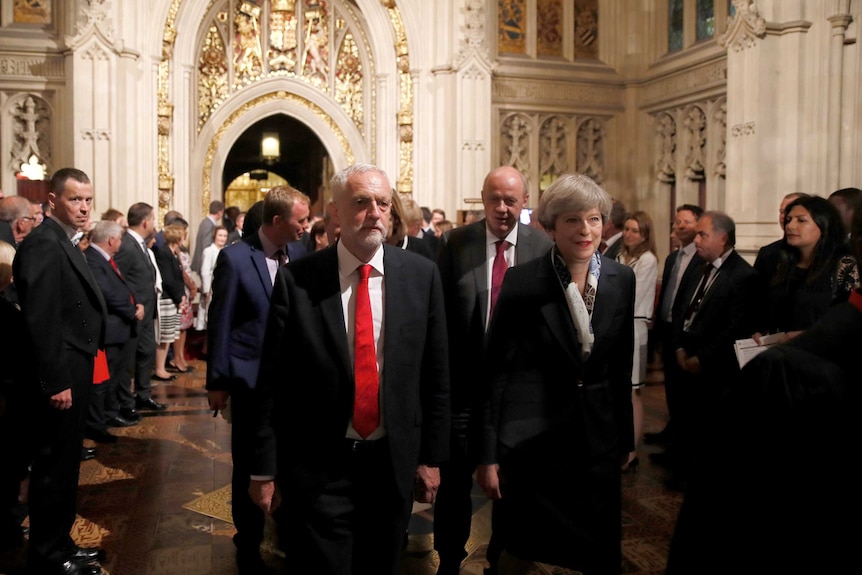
{"left": 27, "top": 351, "right": 93, "bottom": 568}
{"left": 229, "top": 385, "right": 267, "bottom": 554}
{"left": 87, "top": 343, "right": 126, "bottom": 430}
{"left": 275, "top": 439, "right": 413, "bottom": 575}
{"left": 123, "top": 312, "right": 155, "bottom": 405}
{"left": 433, "top": 420, "right": 474, "bottom": 565}
{"left": 0, "top": 378, "right": 34, "bottom": 540}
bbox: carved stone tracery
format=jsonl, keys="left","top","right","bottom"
{"left": 576, "top": 117, "right": 604, "bottom": 184}
{"left": 500, "top": 113, "right": 531, "bottom": 174}
{"left": 683, "top": 105, "right": 706, "bottom": 180}
{"left": 655, "top": 112, "right": 676, "bottom": 183}
{"left": 539, "top": 115, "right": 568, "bottom": 182}
{"left": 9, "top": 95, "right": 51, "bottom": 174}
{"left": 718, "top": 0, "right": 766, "bottom": 52}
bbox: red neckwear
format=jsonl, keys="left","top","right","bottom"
{"left": 489, "top": 240, "right": 510, "bottom": 319}
{"left": 352, "top": 264, "right": 379, "bottom": 438}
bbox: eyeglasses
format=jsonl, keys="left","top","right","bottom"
{"left": 19, "top": 216, "right": 37, "bottom": 223}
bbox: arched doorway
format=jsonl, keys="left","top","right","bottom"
{"left": 222, "top": 113, "right": 331, "bottom": 216}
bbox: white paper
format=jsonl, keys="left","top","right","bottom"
{"left": 735, "top": 332, "right": 785, "bottom": 369}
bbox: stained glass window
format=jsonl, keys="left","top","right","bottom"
{"left": 696, "top": 0, "right": 715, "bottom": 41}
{"left": 668, "top": 0, "right": 684, "bottom": 52}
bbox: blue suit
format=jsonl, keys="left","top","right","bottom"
{"left": 205, "top": 230, "right": 304, "bottom": 559}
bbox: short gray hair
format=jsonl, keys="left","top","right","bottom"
{"left": 703, "top": 210, "right": 736, "bottom": 248}
{"left": 330, "top": 163, "right": 390, "bottom": 202}
{"left": 536, "top": 174, "right": 612, "bottom": 231}
{"left": 0, "top": 196, "right": 31, "bottom": 223}
{"left": 89, "top": 220, "right": 124, "bottom": 244}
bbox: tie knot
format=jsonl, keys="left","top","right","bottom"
{"left": 357, "top": 264, "right": 372, "bottom": 281}
{"left": 495, "top": 240, "right": 509, "bottom": 255}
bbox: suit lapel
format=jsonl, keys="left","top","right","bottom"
{"left": 49, "top": 219, "right": 107, "bottom": 315}
{"left": 590, "top": 263, "right": 622, "bottom": 358}
{"left": 467, "top": 225, "right": 490, "bottom": 321}
{"left": 382, "top": 246, "right": 406, "bottom": 384}
{"left": 317, "top": 247, "right": 352, "bottom": 379}
{"left": 535, "top": 257, "right": 582, "bottom": 368}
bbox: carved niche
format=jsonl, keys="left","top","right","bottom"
{"left": 9, "top": 94, "right": 52, "bottom": 174}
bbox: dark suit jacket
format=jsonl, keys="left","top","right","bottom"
{"left": 206, "top": 233, "right": 304, "bottom": 392}
{"left": 84, "top": 247, "right": 137, "bottom": 346}
{"left": 656, "top": 247, "right": 704, "bottom": 325}
{"left": 603, "top": 236, "right": 622, "bottom": 260}
{"left": 154, "top": 246, "right": 185, "bottom": 305}
{"left": 114, "top": 232, "right": 157, "bottom": 319}
{"left": 477, "top": 253, "right": 635, "bottom": 571}
{"left": 437, "top": 221, "right": 553, "bottom": 414}
{"left": 13, "top": 218, "right": 107, "bottom": 396}
{"left": 673, "top": 250, "right": 758, "bottom": 382}
{"left": 252, "top": 244, "right": 450, "bottom": 501}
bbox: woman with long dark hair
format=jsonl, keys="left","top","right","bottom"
{"left": 754, "top": 195, "right": 859, "bottom": 342}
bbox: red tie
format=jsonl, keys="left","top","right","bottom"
{"left": 490, "top": 240, "right": 510, "bottom": 320}
{"left": 353, "top": 264, "right": 379, "bottom": 438}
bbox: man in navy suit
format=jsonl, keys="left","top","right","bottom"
{"left": 206, "top": 187, "right": 309, "bottom": 574}
{"left": 14, "top": 168, "right": 108, "bottom": 575}
{"left": 434, "top": 166, "right": 552, "bottom": 575}
{"left": 249, "top": 164, "right": 450, "bottom": 575}
{"left": 83, "top": 221, "right": 144, "bottom": 444}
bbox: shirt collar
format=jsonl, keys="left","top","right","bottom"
{"left": 681, "top": 241, "right": 697, "bottom": 257}
{"left": 127, "top": 228, "right": 145, "bottom": 245}
{"left": 90, "top": 243, "right": 111, "bottom": 260}
{"left": 337, "top": 240, "right": 384, "bottom": 278}
{"left": 485, "top": 223, "right": 519, "bottom": 248}
{"left": 712, "top": 248, "right": 734, "bottom": 269}
{"left": 49, "top": 215, "right": 79, "bottom": 240}
{"left": 605, "top": 231, "right": 622, "bottom": 246}
{"left": 258, "top": 227, "right": 283, "bottom": 259}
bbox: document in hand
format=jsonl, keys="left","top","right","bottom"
{"left": 735, "top": 332, "right": 785, "bottom": 369}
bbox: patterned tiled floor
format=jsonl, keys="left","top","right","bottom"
{"left": 1, "top": 350, "right": 682, "bottom": 575}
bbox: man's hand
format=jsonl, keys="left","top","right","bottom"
{"left": 682, "top": 354, "right": 701, "bottom": 374}
{"left": 49, "top": 388, "right": 72, "bottom": 410}
{"left": 134, "top": 304, "right": 145, "bottom": 321}
{"left": 249, "top": 479, "right": 279, "bottom": 515}
{"left": 414, "top": 465, "right": 440, "bottom": 503}
{"left": 207, "top": 390, "right": 230, "bottom": 411}
{"left": 477, "top": 464, "right": 502, "bottom": 500}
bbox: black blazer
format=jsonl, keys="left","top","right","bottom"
{"left": 155, "top": 246, "right": 185, "bottom": 305}
{"left": 673, "top": 250, "right": 758, "bottom": 380}
{"left": 84, "top": 247, "right": 137, "bottom": 346}
{"left": 477, "top": 252, "right": 635, "bottom": 571}
{"left": 656, "top": 247, "right": 704, "bottom": 325}
{"left": 114, "top": 231, "right": 157, "bottom": 317}
{"left": 13, "top": 218, "right": 107, "bottom": 396}
{"left": 252, "top": 244, "right": 450, "bottom": 501}
{"left": 436, "top": 221, "right": 553, "bottom": 413}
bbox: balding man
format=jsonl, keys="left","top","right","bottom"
{"left": 434, "top": 166, "right": 552, "bottom": 575}
{"left": 0, "top": 196, "right": 37, "bottom": 248}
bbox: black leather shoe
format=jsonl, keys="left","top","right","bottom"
{"left": 119, "top": 407, "right": 142, "bottom": 422}
{"left": 81, "top": 446, "right": 97, "bottom": 461}
{"left": 71, "top": 546, "right": 106, "bottom": 563}
{"left": 84, "top": 428, "right": 118, "bottom": 444}
{"left": 107, "top": 415, "right": 137, "bottom": 427}
{"left": 151, "top": 373, "right": 177, "bottom": 382}
{"left": 31, "top": 560, "right": 105, "bottom": 575}
{"left": 135, "top": 396, "right": 167, "bottom": 410}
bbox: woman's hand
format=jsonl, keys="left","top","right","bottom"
{"left": 477, "top": 464, "right": 502, "bottom": 500}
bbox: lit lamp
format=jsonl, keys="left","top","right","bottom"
{"left": 261, "top": 132, "right": 280, "bottom": 164}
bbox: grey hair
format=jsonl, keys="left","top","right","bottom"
{"left": 536, "top": 174, "right": 612, "bottom": 231}
{"left": 89, "top": 220, "right": 124, "bottom": 244}
{"left": 330, "top": 163, "right": 390, "bottom": 202}
{"left": 0, "top": 196, "right": 31, "bottom": 223}
{"left": 703, "top": 210, "right": 736, "bottom": 248}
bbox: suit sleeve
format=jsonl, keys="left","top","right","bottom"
{"left": 609, "top": 267, "right": 636, "bottom": 453}
{"left": 418, "top": 264, "right": 451, "bottom": 465}
{"left": 14, "top": 233, "right": 71, "bottom": 396}
{"left": 205, "top": 248, "right": 241, "bottom": 391}
{"left": 697, "top": 267, "right": 758, "bottom": 371}
{"left": 248, "top": 266, "right": 293, "bottom": 477}
{"left": 89, "top": 259, "right": 136, "bottom": 321}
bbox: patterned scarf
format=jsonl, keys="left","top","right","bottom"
{"left": 552, "top": 246, "right": 601, "bottom": 359}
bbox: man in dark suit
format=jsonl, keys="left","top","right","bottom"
{"left": 434, "top": 165, "right": 552, "bottom": 575}
{"left": 600, "top": 199, "right": 626, "bottom": 260}
{"left": 670, "top": 211, "right": 758, "bottom": 489}
{"left": 646, "top": 204, "right": 703, "bottom": 453}
{"left": 114, "top": 203, "right": 165, "bottom": 416}
{"left": 206, "top": 188, "right": 310, "bottom": 575}
{"left": 191, "top": 200, "right": 224, "bottom": 272}
{"left": 249, "top": 164, "right": 450, "bottom": 575}
{"left": 83, "top": 221, "right": 143, "bottom": 443}
{"left": 14, "top": 168, "right": 108, "bottom": 575}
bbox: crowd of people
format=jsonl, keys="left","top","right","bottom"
{"left": 0, "top": 166, "right": 860, "bottom": 575}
